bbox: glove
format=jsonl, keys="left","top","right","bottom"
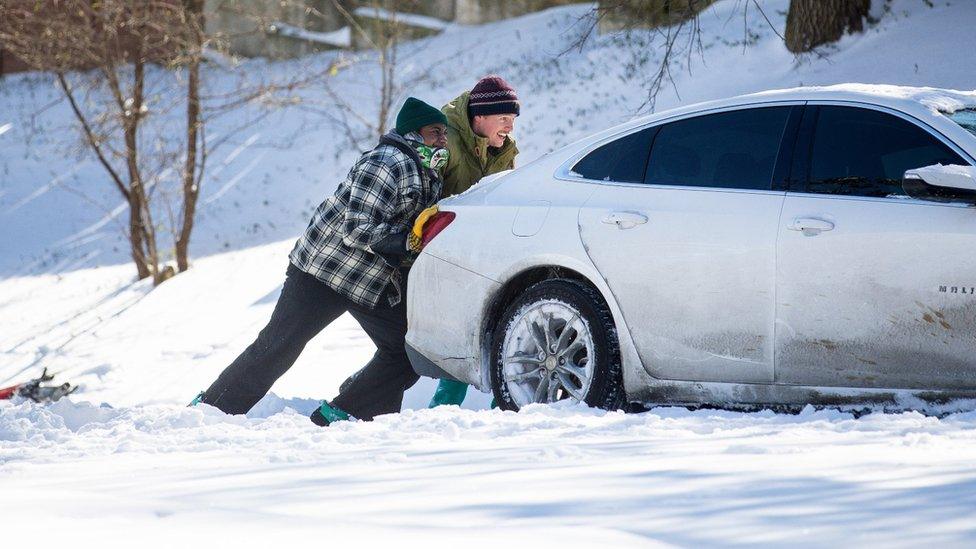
{"left": 371, "top": 231, "right": 409, "bottom": 267}
{"left": 408, "top": 205, "right": 440, "bottom": 252}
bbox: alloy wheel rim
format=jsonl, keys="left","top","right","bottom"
{"left": 501, "top": 300, "right": 594, "bottom": 407}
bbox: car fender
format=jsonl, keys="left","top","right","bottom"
{"left": 482, "top": 253, "right": 656, "bottom": 400}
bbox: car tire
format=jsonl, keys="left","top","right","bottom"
{"left": 489, "top": 278, "right": 624, "bottom": 411}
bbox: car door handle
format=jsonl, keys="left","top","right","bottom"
{"left": 602, "top": 211, "right": 648, "bottom": 229}
{"left": 789, "top": 217, "right": 834, "bottom": 235}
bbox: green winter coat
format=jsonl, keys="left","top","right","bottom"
{"left": 440, "top": 91, "right": 519, "bottom": 198}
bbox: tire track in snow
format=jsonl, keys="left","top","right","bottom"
{"left": 204, "top": 132, "right": 257, "bottom": 181}
{"left": 203, "top": 150, "right": 267, "bottom": 206}
{"left": 4, "top": 164, "right": 83, "bottom": 215}
{"left": 0, "top": 277, "right": 153, "bottom": 385}
{"left": 202, "top": 132, "right": 264, "bottom": 206}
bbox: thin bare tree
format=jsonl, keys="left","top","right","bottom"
{"left": 0, "top": 1, "right": 182, "bottom": 282}
{"left": 293, "top": 0, "right": 441, "bottom": 149}
{"left": 174, "top": 0, "right": 205, "bottom": 273}
{"left": 0, "top": 0, "right": 312, "bottom": 284}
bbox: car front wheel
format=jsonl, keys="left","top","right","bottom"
{"left": 489, "top": 278, "right": 624, "bottom": 411}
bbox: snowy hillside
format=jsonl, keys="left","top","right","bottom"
{"left": 3, "top": 0, "right": 976, "bottom": 544}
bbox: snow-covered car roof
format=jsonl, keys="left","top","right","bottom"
{"left": 744, "top": 83, "right": 976, "bottom": 115}
{"left": 634, "top": 84, "right": 976, "bottom": 128}
{"left": 570, "top": 84, "right": 976, "bottom": 162}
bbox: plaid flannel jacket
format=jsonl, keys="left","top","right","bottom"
{"left": 289, "top": 131, "right": 442, "bottom": 308}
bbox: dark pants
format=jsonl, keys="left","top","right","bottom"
{"left": 201, "top": 263, "right": 418, "bottom": 420}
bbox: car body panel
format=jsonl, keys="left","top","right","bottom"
{"left": 579, "top": 184, "right": 783, "bottom": 384}
{"left": 772, "top": 99, "right": 976, "bottom": 390}
{"left": 405, "top": 252, "right": 498, "bottom": 387}
{"left": 776, "top": 193, "right": 976, "bottom": 389}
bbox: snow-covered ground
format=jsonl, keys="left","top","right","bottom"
{"left": 2, "top": 0, "right": 976, "bottom": 545}
{"left": 7, "top": 401, "right": 976, "bottom": 546}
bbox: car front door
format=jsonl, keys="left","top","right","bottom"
{"left": 775, "top": 104, "right": 976, "bottom": 390}
{"left": 575, "top": 105, "right": 799, "bottom": 383}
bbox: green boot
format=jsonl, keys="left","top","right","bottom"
{"left": 428, "top": 378, "right": 469, "bottom": 408}
{"left": 309, "top": 400, "right": 351, "bottom": 427}
{"left": 188, "top": 391, "right": 205, "bottom": 407}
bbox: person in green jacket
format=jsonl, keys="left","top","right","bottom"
{"left": 438, "top": 74, "right": 519, "bottom": 197}
{"left": 428, "top": 75, "right": 520, "bottom": 408}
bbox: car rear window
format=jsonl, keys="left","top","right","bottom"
{"left": 571, "top": 126, "right": 656, "bottom": 183}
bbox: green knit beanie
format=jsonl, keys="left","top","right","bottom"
{"left": 395, "top": 97, "right": 448, "bottom": 136}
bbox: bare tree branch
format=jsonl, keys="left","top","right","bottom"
{"left": 56, "top": 72, "right": 130, "bottom": 201}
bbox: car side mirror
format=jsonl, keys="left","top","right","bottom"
{"left": 903, "top": 164, "right": 976, "bottom": 204}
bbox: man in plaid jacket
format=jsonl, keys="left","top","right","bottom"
{"left": 197, "top": 97, "right": 449, "bottom": 425}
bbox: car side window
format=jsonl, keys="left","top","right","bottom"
{"left": 805, "top": 106, "right": 967, "bottom": 198}
{"left": 572, "top": 126, "right": 656, "bottom": 183}
{"left": 644, "top": 107, "right": 790, "bottom": 191}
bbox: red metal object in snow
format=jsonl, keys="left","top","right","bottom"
{"left": 0, "top": 384, "right": 18, "bottom": 400}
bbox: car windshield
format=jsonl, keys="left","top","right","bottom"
{"left": 947, "top": 108, "right": 976, "bottom": 138}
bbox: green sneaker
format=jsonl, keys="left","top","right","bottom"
{"left": 309, "top": 400, "right": 351, "bottom": 427}
{"left": 188, "top": 391, "right": 205, "bottom": 407}
{"left": 428, "top": 379, "right": 468, "bottom": 408}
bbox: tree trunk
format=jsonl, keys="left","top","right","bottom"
{"left": 377, "top": 47, "right": 392, "bottom": 138}
{"left": 122, "top": 57, "right": 162, "bottom": 284}
{"left": 126, "top": 126, "right": 159, "bottom": 283}
{"left": 176, "top": 0, "right": 204, "bottom": 273}
{"left": 785, "top": 0, "right": 870, "bottom": 53}
{"left": 3, "top": 1, "right": 210, "bottom": 286}
{"left": 377, "top": 27, "right": 392, "bottom": 136}
{"left": 128, "top": 195, "right": 151, "bottom": 280}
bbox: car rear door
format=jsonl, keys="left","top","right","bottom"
{"left": 575, "top": 104, "right": 801, "bottom": 384}
{"left": 775, "top": 104, "right": 976, "bottom": 390}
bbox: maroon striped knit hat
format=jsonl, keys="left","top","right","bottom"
{"left": 467, "top": 75, "right": 520, "bottom": 118}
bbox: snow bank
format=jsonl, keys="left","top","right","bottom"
{"left": 353, "top": 7, "right": 451, "bottom": 31}
{"left": 5, "top": 399, "right": 976, "bottom": 545}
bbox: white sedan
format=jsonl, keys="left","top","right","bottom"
{"left": 405, "top": 85, "right": 976, "bottom": 411}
